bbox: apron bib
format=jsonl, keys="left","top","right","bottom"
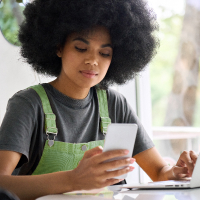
{"left": 29, "top": 85, "right": 111, "bottom": 175}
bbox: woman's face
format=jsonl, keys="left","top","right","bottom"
{"left": 57, "top": 26, "right": 113, "bottom": 89}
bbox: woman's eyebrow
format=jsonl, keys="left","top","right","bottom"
{"left": 72, "top": 37, "right": 113, "bottom": 49}
{"left": 101, "top": 44, "right": 113, "bottom": 49}
{"left": 73, "top": 37, "right": 89, "bottom": 45}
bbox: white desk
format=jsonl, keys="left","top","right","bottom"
{"left": 36, "top": 185, "right": 200, "bottom": 200}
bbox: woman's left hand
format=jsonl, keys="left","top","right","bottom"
{"left": 171, "top": 150, "right": 198, "bottom": 179}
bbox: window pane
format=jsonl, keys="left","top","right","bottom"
{"left": 149, "top": 0, "right": 200, "bottom": 162}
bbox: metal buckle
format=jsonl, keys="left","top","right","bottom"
{"left": 46, "top": 125, "right": 58, "bottom": 137}
{"left": 46, "top": 133, "right": 56, "bottom": 140}
{"left": 46, "top": 129, "right": 58, "bottom": 135}
{"left": 102, "top": 131, "right": 106, "bottom": 136}
{"left": 45, "top": 113, "right": 57, "bottom": 135}
{"left": 46, "top": 131, "right": 57, "bottom": 147}
{"left": 102, "top": 127, "right": 109, "bottom": 136}
{"left": 101, "top": 117, "right": 111, "bottom": 135}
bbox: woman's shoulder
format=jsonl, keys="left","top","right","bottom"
{"left": 106, "top": 87, "right": 127, "bottom": 105}
{"left": 9, "top": 85, "right": 43, "bottom": 109}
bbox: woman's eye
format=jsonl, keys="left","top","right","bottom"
{"left": 75, "top": 46, "right": 87, "bottom": 52}
{"left": 100, "top": 52, "right": 110, "bottom": 57}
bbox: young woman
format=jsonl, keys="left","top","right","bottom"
{"left": 0, "top": 0, "right": 197, "bottom": 200}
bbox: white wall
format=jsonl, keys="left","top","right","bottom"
{"left": 0, "top": 31, "right": 37, "bottom": 123}
{"left": 0, "top": 30, "right": 54, "bottom": 124}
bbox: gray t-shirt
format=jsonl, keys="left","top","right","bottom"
{"left": 0, "top": 83, "right": 154, "bottom": 175}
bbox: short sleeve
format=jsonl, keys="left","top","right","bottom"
{"left": 0, "top": 93, "right": 36, "bottom": 167}
{"left": 107, "top": 88, "right": 155, "bottom": 157}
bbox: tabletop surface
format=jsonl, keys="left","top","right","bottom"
{"left": 36, "top": 185, "right": 200, "bottom": 200}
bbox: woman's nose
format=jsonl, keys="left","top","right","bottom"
{"left": 85, "top": 53, "right": 98, "bottom": 66}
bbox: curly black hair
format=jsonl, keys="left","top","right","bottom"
{"left": 19, "top": 0, "right": 159, "bottom": 88}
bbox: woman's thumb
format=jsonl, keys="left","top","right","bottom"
{"left": 83, "top": 146, "right": 103, "bottom": 159}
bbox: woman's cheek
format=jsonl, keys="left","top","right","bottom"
{"left": 62, "top": 52, "right": 81, "bottom": 67}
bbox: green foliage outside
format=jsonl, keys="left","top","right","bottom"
{"left": 149, "top": 10, "right": 184, "bottom": 126}
{"left": 0, "top": 0, "right": 24, "bottom": 46}
{"left": 150, "top": 4, "right": 200, "bottom": 127}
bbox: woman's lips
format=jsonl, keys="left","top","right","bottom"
{"left": 80, "top": 70, "right": 98, "bottom": 78}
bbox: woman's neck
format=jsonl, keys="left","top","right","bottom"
{"left": 49, "top": 78, "right": 90, "bottom": 100}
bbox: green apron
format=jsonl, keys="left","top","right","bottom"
{"left": 29, "top": 85, "right": 111, "bottom": 175}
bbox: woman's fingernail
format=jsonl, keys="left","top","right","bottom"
{"left": 126, "top": 158, "right": 134, "bottom": 164}
{"left": 130, "top": 158, "right": 135, "bottom": 164}
{"left": 129, "top": 166, "right": 134, "bottom": 171}
{"left": 126, "top": 166, "right": 134, "bottom": 171}
{"left": 124, "top": 150, "right": 129, "bottom": 154}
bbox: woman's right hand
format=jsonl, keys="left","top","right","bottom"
{"left": 70, "top": 146, "right": 135, "bottom": 191}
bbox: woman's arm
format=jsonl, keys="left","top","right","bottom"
{"left": 0, "top": 147, "right": 134, "bottom": 200}
{"left": 0, "top": 150, "right": 75, "bottom": 200}
{"left": 134, "top": 147, "right": 198, "bottom": 181}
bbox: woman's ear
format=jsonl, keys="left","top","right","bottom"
{"left": 57, "top": 49, "right": 62, "bottom": 57}
{"left": 56, "top": 46, "right": 62, "bottom": 57}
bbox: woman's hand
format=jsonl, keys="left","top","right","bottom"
{"left": 70, "top": 146, "right": 135, "bottom": 191}
{"left": 171, "top": 150, "right": 198, "bottom": 179}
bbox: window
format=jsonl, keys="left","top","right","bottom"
{"left": 149, "top": 0, "right": 200, "bottom": 165}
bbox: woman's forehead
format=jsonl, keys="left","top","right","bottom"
{"left": 69, "top": 26, "right": 112, "bottom": 42}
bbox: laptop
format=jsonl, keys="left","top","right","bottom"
{"left": 122, "top": 154, "right": 200, "bottom": 189}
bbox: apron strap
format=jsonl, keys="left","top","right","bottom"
{"left": 29, "top": 84, "right": 111, "bottom": 136}
{"left": 95, "top": 86, "right": 111, "bottom": 135}
{"left": 29, "top": 85, "right": 58, "bottom": 135}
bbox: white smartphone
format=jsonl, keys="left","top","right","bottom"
{"left": 103, "top": 123, "right": 138, "bottom": 179}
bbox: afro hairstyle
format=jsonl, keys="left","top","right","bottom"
{"left": 18, "top": 0, "right": 159, "bottom": 88}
